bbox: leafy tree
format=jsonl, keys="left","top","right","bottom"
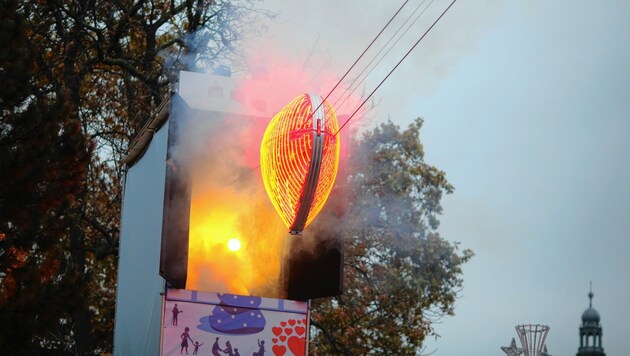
{"left": 0, "top": 0, "right": 92, "bottom": 352}
{"left": 1, "top": 0, "right": 266, "bottom": 353}
{"left": 308, "top": 118, "right": 473, "bottom": 355}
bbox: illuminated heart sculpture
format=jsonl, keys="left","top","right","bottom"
{"left": 260, "top": 94, "right": 340, "bottom": 234}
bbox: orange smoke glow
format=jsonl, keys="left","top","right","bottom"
{"left": 260, "top": 94, "right": 340, "bottom": 233}
{"left": 180, "top": 109, "right": 288, "bottom": 297}
{"left": 186, "top": 185, "right": 287, "bottom": 296}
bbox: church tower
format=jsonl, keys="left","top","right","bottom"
{"left": 577, "top": 284, "right": 605, "bottom": 356}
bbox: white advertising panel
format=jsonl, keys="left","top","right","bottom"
{"left": 162, "top": 288, "right": 308, "bottom": 356}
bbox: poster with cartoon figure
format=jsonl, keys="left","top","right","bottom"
{"left": 162, "top": 288, "right": 308, "bottom": 356}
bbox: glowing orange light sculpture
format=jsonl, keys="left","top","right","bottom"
{"left": 261, "top": 94, "right": 340, "bottom": 234}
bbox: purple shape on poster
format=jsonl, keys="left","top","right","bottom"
{"left": 217, "top": 293, "right": 262, "bottom": 308}
{"left": 197, "top": 294, "right": 266, "bottom": 335}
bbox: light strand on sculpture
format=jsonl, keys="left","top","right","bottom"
{"left": 260, "top": 94, "right": 340, "bottom": 234}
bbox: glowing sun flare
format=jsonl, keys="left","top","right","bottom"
{"left": 227, "top": 238, "right": 241, "bottom": 252}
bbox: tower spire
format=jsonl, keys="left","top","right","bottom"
{"left": 577, "top": 282, "right": 605, "bottom": 356}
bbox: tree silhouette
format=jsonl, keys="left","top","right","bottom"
{"left": 0, "top": 0, "right": 91, "bottom": 352}
{"left": 0, "top": 0, "right": 265, "bottom": 353}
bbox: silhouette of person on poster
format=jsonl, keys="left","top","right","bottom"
{"left": 192, "top": 341, "right": 203, "bottom": 355}
{"left": 253, "top": 339, "right": 265, "bottom": 356}
{"left": 224, "top": 340, "right": 235, "bottom": 356}
{"left": 180, "top": 327, "right": 194, "bottom": 354}
{"left": 212, "top": 337, "right": 222, "bottom": 356}
{"left": 233, "top": 348, "right": 240, "bottom": 356}
{"left": 172, "top": 304, "right": 183, "bottom": 326}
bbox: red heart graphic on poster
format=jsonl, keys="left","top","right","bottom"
{"left": 288, "top": 319, "right": 296, "bottom": 326}
{"left": 295, "top": 326, "right": 305, "bottom": 336}
{"left": 272, "top": 327, "right": 282, "bottom": 336}
{"left": 273, "top": 338, "right": 278, "bottom": 344}
{"left": 281, "top": 321, "right": 287, "bottom": 327}
{"left": 288, "top": 336, "right": 305, "bottom": 355}
{"left": 272, "top": 345, "right": 286, "bottom": 356}
{"left": 284, "top": 328, "right": 293, "bottom": 335}
{"left": 279, "top": 335, "right": 287, "bottom": 342}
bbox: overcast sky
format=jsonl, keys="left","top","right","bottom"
{"left": 252, "top": 1, "right": 630, "bottom": 354}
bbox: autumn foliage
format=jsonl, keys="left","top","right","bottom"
{"left": 1, "top": 0, "right": 261, "bottom": 354}
{"left": 308, "top": 119, "right": 473, "bottom": 355}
